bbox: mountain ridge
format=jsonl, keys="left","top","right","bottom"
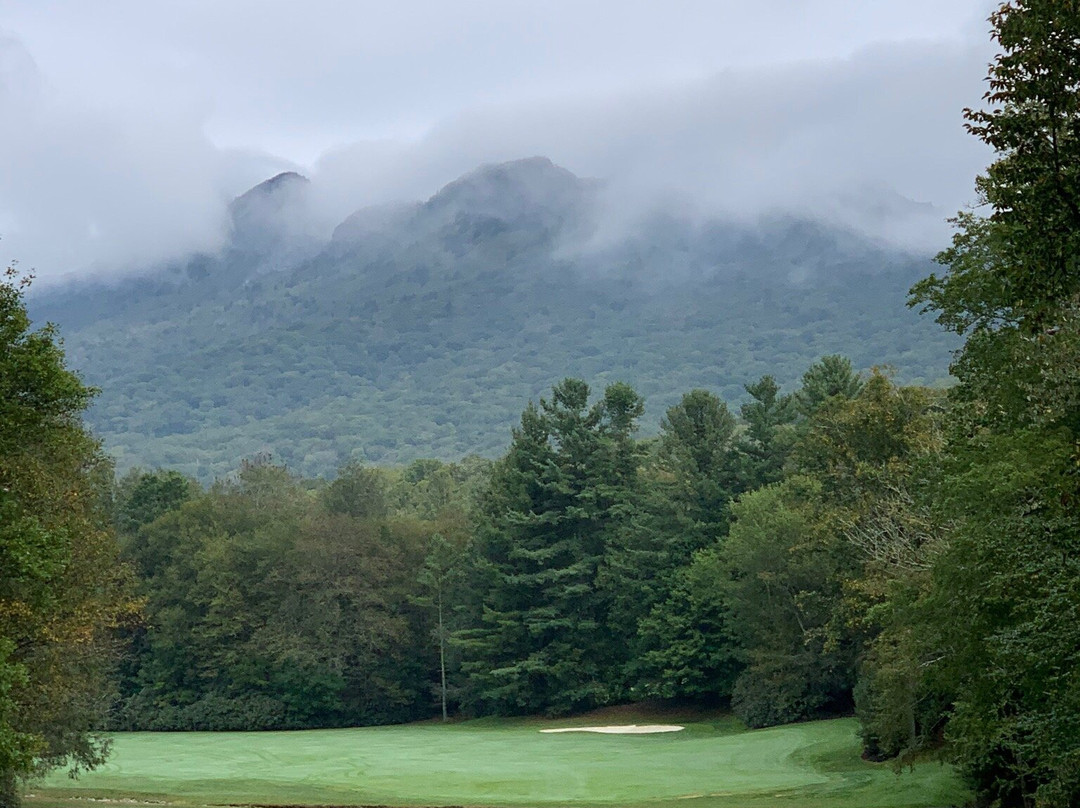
{"left": 30, "top": 157, "right": 955, "bottom": 481}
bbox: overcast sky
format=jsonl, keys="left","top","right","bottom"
{"left": 1, "top": 0, "right": 997, "bottom": 282}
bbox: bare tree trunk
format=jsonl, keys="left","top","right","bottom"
{"left": 438, "top": 587, "right": 447, "bottom": 722}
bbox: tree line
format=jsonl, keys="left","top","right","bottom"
{"left": 92, "top": 356, "right": 895, "bottom": 729}
{"left": 3, "top": 2, "right": 1079, "bottom": 806}
{"left": 81, "top": 343, "right": 1080, "bottom": 808}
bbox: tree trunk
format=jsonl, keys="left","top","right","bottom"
{"left": 0, "top": 769, "right": 20, "bottom": 808}
{"left": 438, "top": 587, "right": 447, "bottom": 722}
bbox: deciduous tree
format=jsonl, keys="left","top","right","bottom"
{"left": 906, "top": 3, "right": 1080, "bottom": 804}
{"left": 0, "top": 269, "right": 133, "bottom": 807}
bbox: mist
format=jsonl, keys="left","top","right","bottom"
{"left": 0, "top": 1, "right": 996, "bottom": 284}
{"left": 310, "top": 40, "right": 992, "bottom": 254}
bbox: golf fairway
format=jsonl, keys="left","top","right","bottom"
{"left": 30, "top": 716, "right": 969, "bottom": 808}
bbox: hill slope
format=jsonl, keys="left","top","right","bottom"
{"left": 31, "top": 158, "right": 955, "bottom": 480}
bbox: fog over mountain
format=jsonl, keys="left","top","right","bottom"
{"left": 1, "top": 1, "right": 994, "bottom": 283}
{"left": 25, "top": 155, "right": 958, "bottom": 479}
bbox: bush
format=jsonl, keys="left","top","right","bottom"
{"left": 731, "top": 661, "right": 829, "bottom": 729}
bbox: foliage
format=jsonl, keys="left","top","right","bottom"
{"left": 794, "top": 354, "right": 864, "bottom": 416}
{"left": 630, "top": 549, "right": 740, "bottom": 702}
{"left": 621, "top": 390, "right": 743, "bottom": 701}
{"left": 738, "top": 375, "right": 798, "bottom": 488}
{"left": 112, "top": 459, "right": 453, "bottom": 730}
{"left": 29, "top": 167, "right": 954, "bottom": 482}
{"left": 720, "top": 480, "right": 854, "bottom": 727}
{"left": 902, "top": 3, "right": 1080, "bottom": 805}
{"left": 113, "top": 469, "right": 199, "bottom": 536}
{"left": 916, "top": 430, "right": 1080, "bottom": 807}
{"left": 656, "top": 389, "right": 742, "bottom": 546}
{"left": 721, "top": 372, "right": 942, "bottom": 730}
{"left": 458, "top": 379, "right": 644, "bottom": 715}
{"left": 320, "top": 462, "right": 389, "bottom": 519}
{"left": 109, "top": 359, "right": 924, "bottom": 728}
{"left": 414, "top": 532, "right": 468, "bottom": 721}
{"left": 0, "top": 268, "right": 133, "bottom": 806}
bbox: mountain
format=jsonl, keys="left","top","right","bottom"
{"left": 29, "top": 157, "right": 956, "bottom": 482}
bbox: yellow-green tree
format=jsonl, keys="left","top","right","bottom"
{"left": 0, "top": 268, "right": 134, "bottom": 807}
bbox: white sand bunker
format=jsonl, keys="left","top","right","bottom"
{"left": 540, "top": 724, "right": 684, "bottom": 734}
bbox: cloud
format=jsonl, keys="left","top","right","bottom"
{"left": 308, "top": 40, "right": 992, "bottom": 252}
{"left": 0, "top": 33, "right": 287, "bottom": 283}
{"left": 0, "top": 1, "right": 996, "bottom": 282}
{"left": 6, "top": 1, "right": 993, "bottom": 160}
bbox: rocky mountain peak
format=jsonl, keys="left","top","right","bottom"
{"left": 423, "top": 156, "right": 597, "bottom": 224}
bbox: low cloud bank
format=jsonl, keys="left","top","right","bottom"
{"left": 311, "top": 41, "right": 991, "bottom": 255}
{"left": 1, "top": 31, "right": 991, "bottom": 284}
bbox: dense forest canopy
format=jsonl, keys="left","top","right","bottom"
{"left": 29, "top": 158, "right": 954, "bottom": 482}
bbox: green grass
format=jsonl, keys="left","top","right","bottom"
{"left": 29, "top": 715, "right": 969, "bottom": 808}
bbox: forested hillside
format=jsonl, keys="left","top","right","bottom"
{"left": 30, "top": 157, "right": 954, "bottom": 481}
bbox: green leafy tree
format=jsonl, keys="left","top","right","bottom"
{"left": 456, "top": 401, "right": 555, "bottom": 714}
{"left": 914, "top": 0, "right": 1080, "bottom": 332}
{"left": 926, "top": 431, "right": 1080, "bottom": 806}
{"left": 797, "top": 374, "right": 947, "bottom": 760}
{"left": 720, "top": 480, "right": 853, "bottom": 728}
{"left": 910, "top": 0, "right": 1080, "bottom": 427}
{"left": 289, "top": 509, "right": 429, "bottom": 727}
{"left": 114, "top": 469, "right": 199, "bottom": 537}
{"left": 722, "top": 373, "right": 942, "bottom": 730}
{"left": 656, "top": 389, "right": 741, "bottom": 546}
{"left": 630, "top": 549, "right": 741, "bottom": 702}
{"left": 115, "top": 460, "right": 430, "bottom": 731}
{"left": 414, "top": 533, "right": 466, "bottom": 721}
{"left": 905, "top": 3, "right": 1080, "bottom": 804}
{"left": 0, "top": 269, "right": 133, "bottom": 807}
{"left": 794, "top": 370, "right": 940, "bottom": 505}
{"left": 321, "top": 462, "right": 389, "bottom": 520}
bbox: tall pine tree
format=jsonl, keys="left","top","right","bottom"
{"left": 459, "top": 379, "right": 643, "bottom": 715}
